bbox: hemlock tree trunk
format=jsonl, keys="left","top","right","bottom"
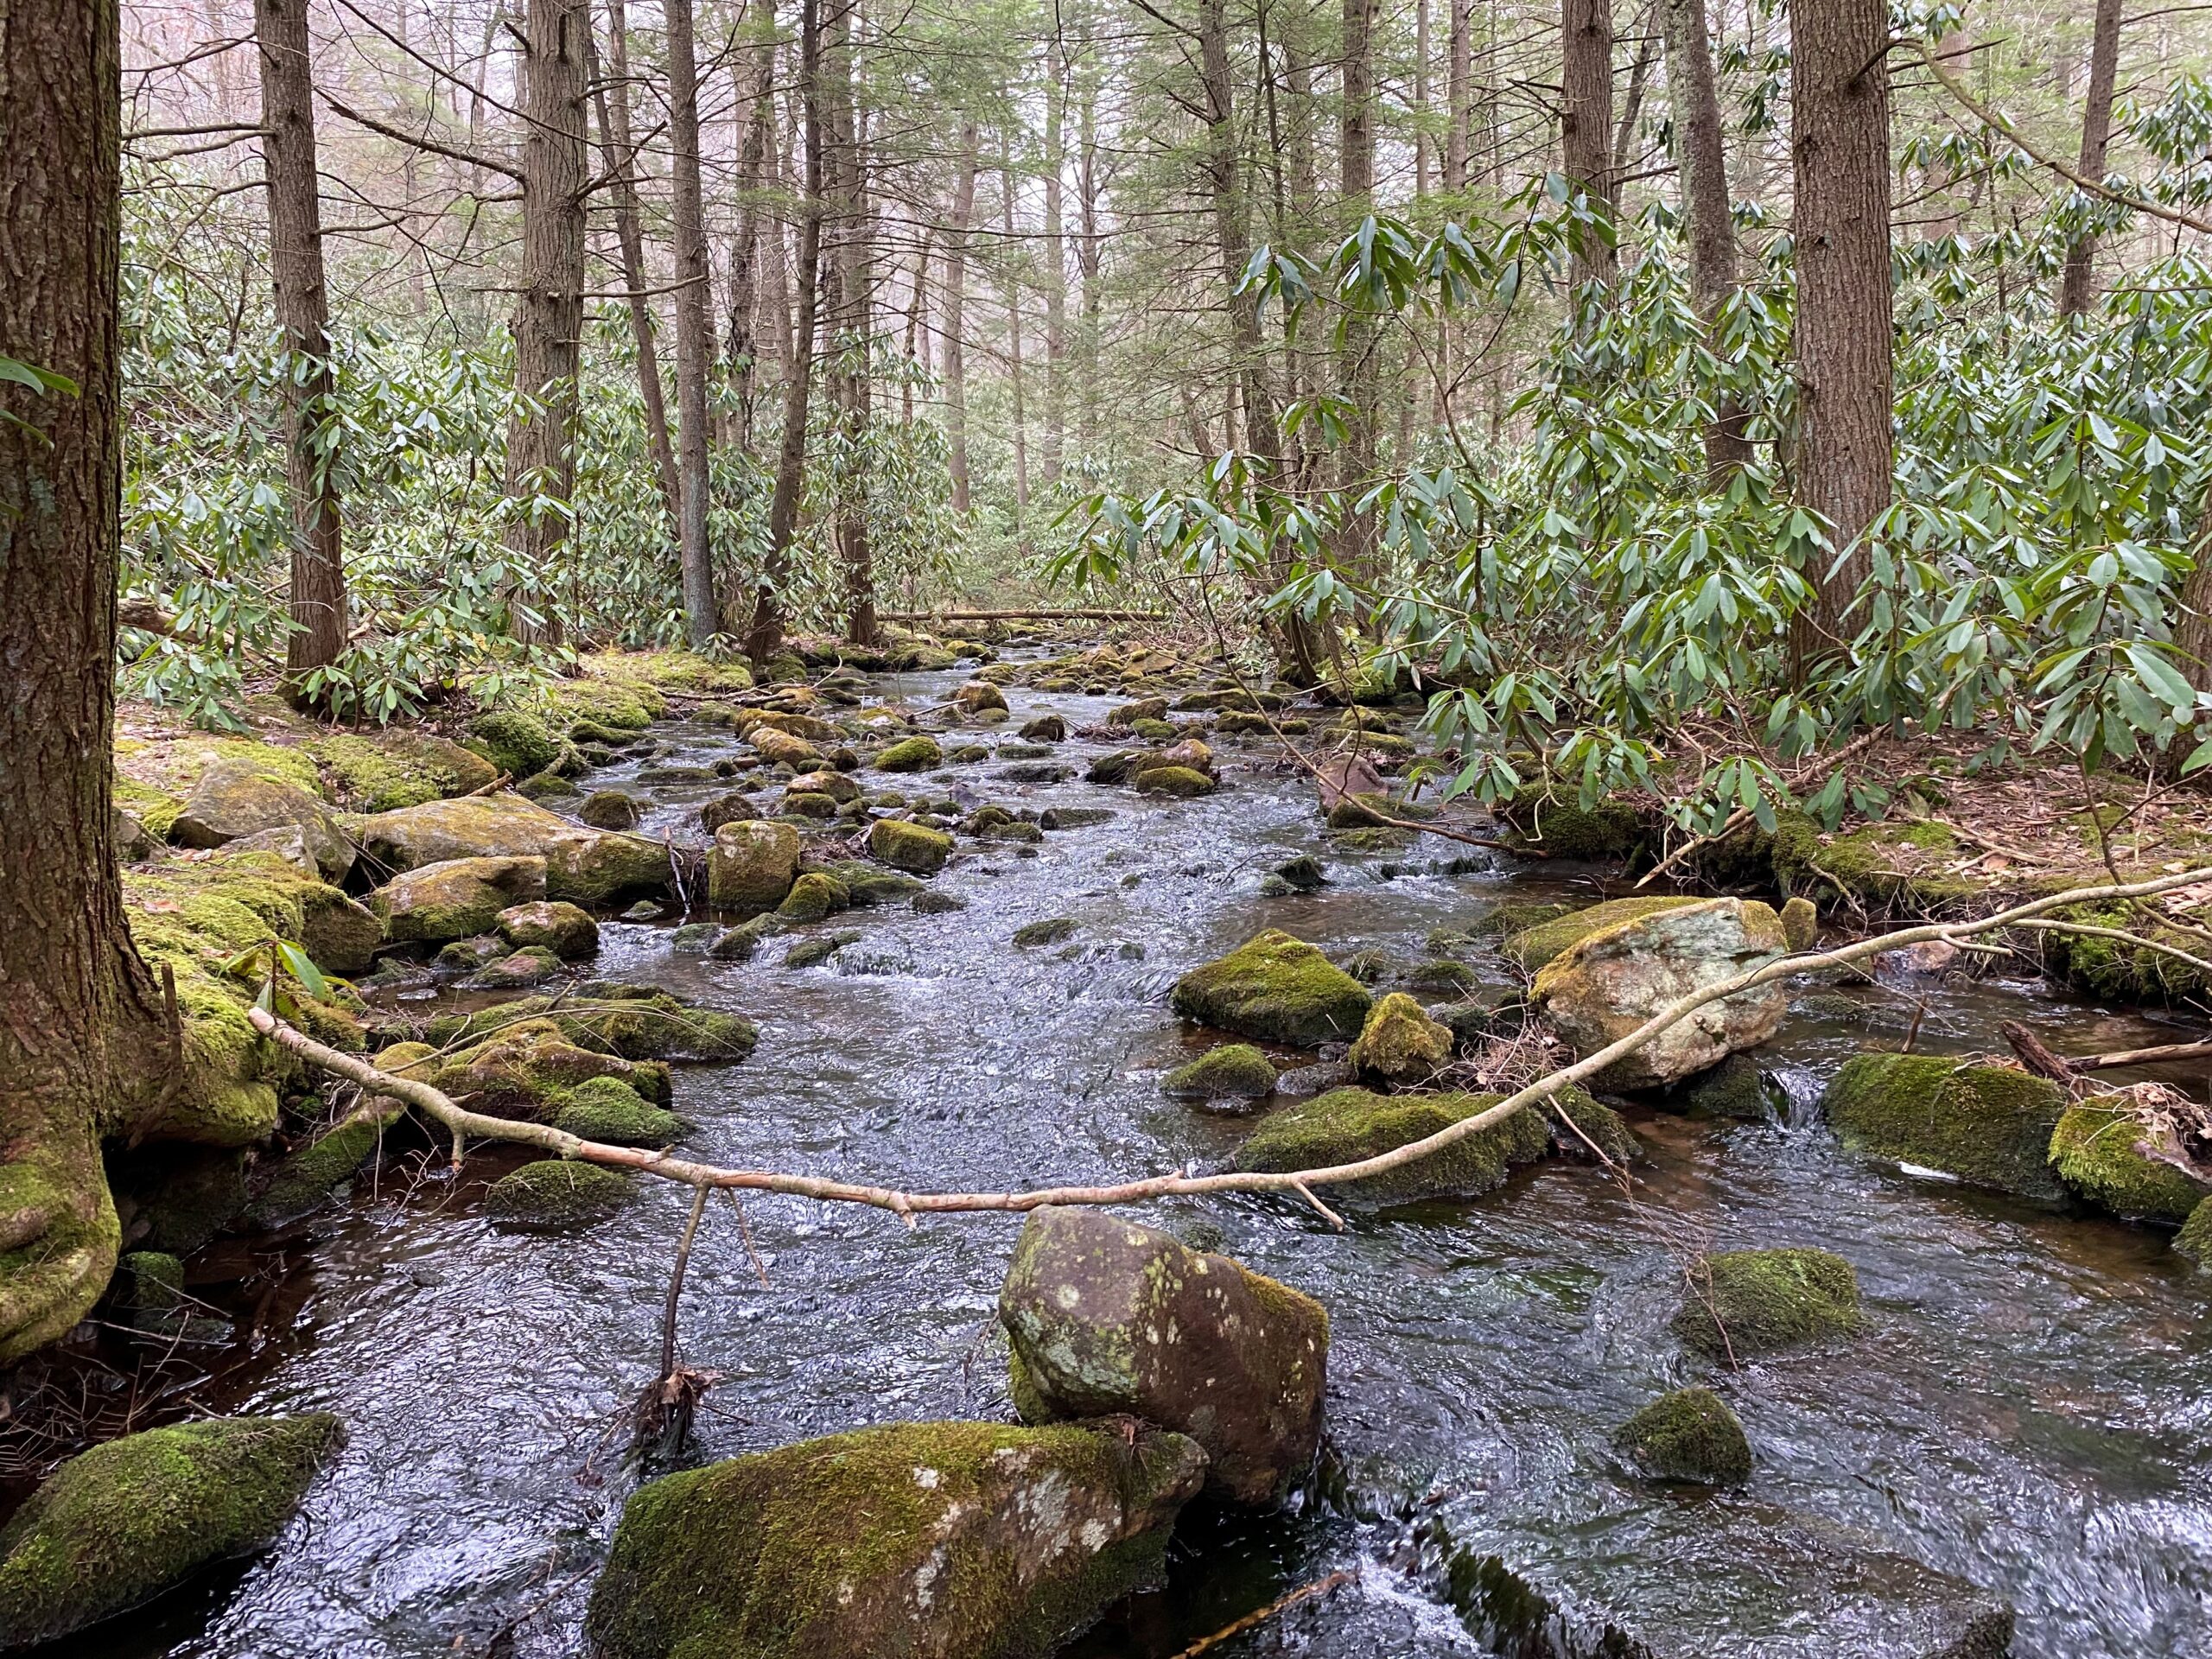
{"left": 1790, "top": 0, "right": 1893, "bottom": 651}
{"left": 1077, "top": 67, "right": 1103, "bottom": 447}
{"left": 1561, "top": 0, "right": 1617, "bottom": 286}
{"left": 1446, "top": 0, "right": 1471, "bottom": 191}
{"left": 665, "top": 0, "right": 717, "bottom": 647}
{"left": 944, "top": 120, "right": 978, "bottom": 514}
{"left": 1001, "top": 149, "right": 1031, "bottom": 516}
{"left": 829, "top": 0, "right": 877, "bottom": 645}
{"left": 2058, "top": 0, "right": 2123, "bottom": 318}
{"left": 724, "top": 47, "right": 772, "bottom": 456}
{"left": 747, "top": 0, "right": 824, "bottom": 663}
{"left": 1338, "top": 0, "right": 1379, "bottom": 590}
{"left": 0, "top": 0, "right": 168, "bottom": 1364}
{"left": 505, "top": 0, "right": 591, "bottom": 645}
{"left": 2177, "top": 485, "right": 2212, "bottom": 692}
{"left": 1661, "top": 0, "right": 1751, "bottom": 476}
{"left": 256, "top": 0, "right": 347, "bottom": 699}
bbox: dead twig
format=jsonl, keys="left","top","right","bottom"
{"left": 1169, "top": 1568, "right": 1358, "bottom": 1659}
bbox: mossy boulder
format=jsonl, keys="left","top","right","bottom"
{"left": 350, "top": 793, "right": 668, "bottom": 906}
{"left": 584, "top": 1419, "right": 1205, "bottom": 1659}
{"left": 460, "top": 945, "right": 566, "bottom": 990}
{"left": 1780, "top": 895, "right": 1819, "bottom": 952}
{"left": 429, "top": 988, "right": 756, "bottom": 1065}
{"left": 311, "top": 730, "right": 498, "bottom": 811}
{"left": 246, "top": 1100, "right": 404, "bottom": 1228}
{"left": 1233, "top": 1087, "right": 1560, "bottom": 1203}
{"left": 0, "top": 1414, "right": 343, "bottom": 1648}
{"left": 579, "top": 789, "right": 645, "bottom": 830}
{"left": 373, "top": 855, "right": 546, "bottom": 944}
{"left": 1171, "top": 931, "right": 1372, "bottom": 1047}
{"left": 950, "top": 678, "right": 1010, "bottom": 715}
{"left": 749, "top": 726, "right": 823, "bottom": 770}
{"left": 1669, "top": 1052, "right": 1775, "bottom": 1121}
{"left": 874, "top": 735, "right": 942, "bottom": 772}
{"left": 496, "top": 899, "right": 600, "bottom": 959}
{"left": 550, "top": 1077, "right": 686, "bottom": 1147}
{"left": 1161, "top": 1044, "right": 1278, "bottom": 1105}
{"left": 2047, "top": 1097, "right": 2212, "bottom": 1224}
{"left": 1675, "top": 1247, "right": 1861, "bottom": 1358}
{"left": 1821, "top": 1054, "right": 2069, "bottom": 1199}
{"left": 114, "top": 1250, "right": 184, "bottom": 1314}
{"left": 1134, "top": 765, "right": 1216, "bottom": 798}
{"left": 1615, "top": 1388, "right": 1752, "bottom": 1484}
{"left": 868, "top": 817, "right": 953, "bottom": 875}
{"left": 2034, "top": 902, "right": 2212, "bottom": 1006}
{"left": 482, "top": 1160, "right": 637, "bottom": 1230}
{"left": 1500, "top": 787, "right": 1650, "bottom": 861}
{"left": 823, "top": 861, "right": 926, "bottom": 907}
{"left": 778, "top": 871, "right": 852, "bottom": 923}
{"left": 416, "top": 1020, "right": 664, "bottom": 1121}
{"left": 1349, "top": 992, "right": 1454, "bottom": 1084}
{"left": 1768, "top": 813, "right": 1981, "bottom": 915}
{"left": 2176, "top": 1198, "right": 2212, "bottom": 1268}
{"left": 466, "top": 708, "right": 562, "bottom": 779}
{"left": 169, "top": 760, "right": 352, "bottom": 882}
{"left": 1503, "top": 895, "right": 1707, "bottom": 974}
{"left": 707, "top": 817, "right": 802, "bottom": 915}
{"left": 1013, "top": 917, "right": 1077, "bottom": 949}
{"left": 999, "top": 1207, "right": 1326, "bottom": 1505}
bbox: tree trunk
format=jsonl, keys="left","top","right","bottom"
{"left": 505, "top": 0, "right": 591, "bottom": 645}
{"left": 1661, "top": 0, "right": 1751, "bottom": 476}
{"left": 1415, "top": 0, "right": 1432, "bottom": 195}
{"left": 1561, "top": 0, "right": 1617, "bottom": 286}
{"left": 747, "top": 0, "right": 824, "bottom": 664}
{"left": 724, "top": 45, "right": 773, "bottom": 455}
{"left": 1446, "top": 0, "right": 1471, "bottom": 191}
{"left": 1790, "top": 0, "right": 1894, "bottom": 651}
{"left": 945, "top": 120, "right": 978, "bottom": 514}
{"left": 1338, "top": 0, "right": 1378, "bottom": 588}
{"left": 664, "top": 0, "right": 717, "bottom": 647}
{"left": 255, "top": 0, "right": 347, "bottom": 700}
{"left": 2177, "top": 483, "right": 2212, "bottom": 692}
{"left": 1001, "top": 150, "right": 1031, "bottom": 516}
{"left": 587, "top": 0, "right": 679, "bottom": 525}
{"left": 828, "top": 0, "right": 877, "bottom": 645}
{"left": 1043, "top": 32, "right": 1068, "bottom": 484}
{"left": 1077, "top": 61, "right": 1103, "bottom": 447}
{"left": 2058, "top": 0, "right": 2124, "bottom": 318}
{"left": 0, "top": 0, "right": 168, "bottom": 1364}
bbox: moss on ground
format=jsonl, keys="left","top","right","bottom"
{"left": 1821, "top": 1053, "right": 2069, "bottom": 1199}
{"left": 1614, "top": 1387, "right": 1752, "bottom": 1484}
{"left": 1498, "top": 787, "right": 1649, "bottom": 862}
{"left": 2047, "top": 1099, "right": 2212, "bottom": 1224}
{"left": 1674, "top": 1247, "right": 1860, "bottom": 1358}
{"left": 2033, "top": 902, "right": 2212, "bottom": 1006}
{"left": 310, "top": 731, "right": 495, "bottom": 811}
{"left": 465, "top": 709, "right": 562, "bottom": 779}
{"left": 1234, "top": 1087, "right": 1560, "bottom": 1202}
{"left": 1770, "top": 813, "right": 1981, "bottom": 912}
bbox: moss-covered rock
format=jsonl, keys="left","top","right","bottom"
{"left": 873, "top": 734, "right": 942, "bottom": 772}
{"left": 584, "top": 1419, "right": 1205, "bottom": 1659}
{"left": 482, "top": 1160, "right": 637, "bottom": 1229}
{"left": 867, "top": 817, "right": 953, "bottom": 875}
{"left": 549, "top": 1076, "right": 685, "bottom": 1147}
{"left": 115, "top": 1250, "right": 184, "bottom": 1313}
{"left": 2033, "top": 902, "right": 2212, "bottom": 1006}
{"left": 373, "top": 855, "right": 546, "bottom": 944}
{"left": 1675, "top": 1247, "right": 1861, "bottom": 1358}
{"left": 1161, "top": 1044, "right": 1278, "bottom": 1104}
{"left": 1171, "top": 930, "right": 1372, "bottom": 1047}
{"left": 1349, "top": 992, "right": 1454, "bottom": 1084}
{"left": 579, "top": 789, "right": 644, "bottom": 830}
{"left": 950, "top": 678, "right": 1010, "bottom": 715}
{"left": 778, "top": 871, "right": 852, "bottom": 923}
{"left": 348, "top": 791, "right": 665, "bottom": 906}
{"left": 1614, "top": 1388, "right": 1752, "bottom": 1484}
{"left": 429, "top": 988, "right": 756, "bottom": 1065}
{"left": 707, "top": 818, "right": 801, "bottom": 915}
{"left": 999, "top": 1207, "right": 1326, "bottom": 1504}
{"left": 466, "top": 709, "right": 562, "bottom": 779}
{"left": 1669, "top": 1052, "right": 1775, "bottom": 1121}
{"left": 496, "top": 899, "right": 599, "bottom": 959}
{"left": 169, "top": 760, "right": 352, "bottom": 881}
{"left": 1233, "top": 1087, "right": 1558, "bottom": 1202}
{"left": 2047, "top": 1097, "right": 2212, "bottom": 1224}
{"left": 822, "top": 861, "right": 926, "bottom": 907}
{"left": 1780, "top": 895, "right": 1819, "bottom": 952}
{"left": 1770, "top": 814, "right": 1981, "bottom": 914}
{"left": 311, "top": 730, "right": 497, "bottom": 811}
{"left": 247, "top": 1100, "right": 404, "bottom": 1227}
{"left": 1500, "top": 787, "right": 1650, "bottom": 861}
{"left": 459, "top": 945, "right": 566, "bottom": 990}
{"left": 0, "top": 1414, "right": 343, "bottom": 1648}
{"left": 1013, "top": 917, "right": 1078, "bottom": 949}
{"left": 1502, "top": 895, "right": 1707, "bottom": 974}
{"left": 2176, "top": 1198, "right": 2212, "bottom": 1268}
{"left": 1135, "top": 765, "right": 1216, "bottom": 798}
{"left": 1821, "top": 1053, "right": 2068, "bottom": 1199}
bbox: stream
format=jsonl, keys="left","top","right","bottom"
{"left": 76, "top": 662, "right": 2212, "bottom": 1659}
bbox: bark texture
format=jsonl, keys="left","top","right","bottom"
{"left": 944, "top": 121, "right": 978, "bottom": 514}
{"left": 664, "top": 0, "right": 718, "bottom": 646}
{"left": 1561, "top": 0, "right": 1618, "bottom": 284}
{"left": 2058, "top": 0, "right": 2124, "bottom": 318}
{"left": 1661, "top": 0, "right": 1751, "bottom": 475}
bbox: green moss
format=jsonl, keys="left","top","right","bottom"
{"left": 2048, "top": 1099, "right": 2212, "bottom": 1224}
{"left": 0, "top": 1142, "right": 120, "bottom": 1364}
{"left": 1013, "top": 917, "right": 1078, "bottom": 948}
{"left": 1821, "top": 1053, "right": 2069, "bottom": 1198}
{"left": 1549, "top": 1092, "right": 1643, "bottom": 1164}
{"left": 1615, "top": 1387, "right": 1752, "bottom": 1484}
{"left": 2033, "top": 902, "right": 2212, "bottom": 1005}
{"left": 1670, "top": 1053, "right": 1775, "bottom": 1121}
{"left": 823, "top": 861, "right": 925, "bottom": 907}
{"left": 1234, "top": 1087, "right": 1558, "bottom": 1202}
{"left": 247, "top": 1103, "right": 402, "bottom": 1227}
{"left": 1171, "top": 930, "right": 1372, "bottom": 1046}
{"left": 482, "top": 1160, "right": 636, "bottom": 1229}
{"left": 310, "top": 732, "right": 496, "bottom": 811}
{"left": 1770, "top": 814, "right": 1981, "bottom": 913}
{"left": 1135, "top": 765, "right": 1216, "bottom": 798}
{"left": 1161, "top": 1044, "right": 1278, "bottom": 1102}
{"left": 874, "top": 735, "right": 942, "bottom": 772}
{"left": 579, "top": 648, "right": 753, "bottom": 696}
{"left": 1674, "top": 1247, "right": 1860, "bottom": 1358}
{"left": 2176, "top": 1198, "right": 2212, "bottom": 1269}
{"left": 115, "top": 1251, "right": 183, "bottom": 1313}
{"left": 113, "top": 775, "right": 187, "bottom": 839}
{"left": 1348, "top": 992, "right": 1454, "bottom": 1082}
{"left": 867, "top": 817, "right": 953, "bottom": 874}
{"left": 550, "top": 1077, "right": 685, "bottom": 1147}
{"left": 544, "top": 677, "right": 665, "bottom": 731}
{"left": 1500, "top": 786, "right": 1649, "bottom": 861}
{"left": 1501, "top": 894, "right": 1707, "bottom": 974}
{"left": 0, "top": 1414, "right": 343, "bottom": 1648}
{"left": 777, "top": 872, "right": 852, "bottom": 923}
{"left": 427, "top": 988, "right": 756, "bottom": 1063}
{"left": 465, "top": 709, "right": 563, "bottom": 779}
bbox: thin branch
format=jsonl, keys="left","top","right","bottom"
{"left": 320, "top": 92, "right": 524, "bottom": 181}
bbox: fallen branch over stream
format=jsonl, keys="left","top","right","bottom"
{"left": 246, "top": 866, "right": 2212, "bottom": 1224}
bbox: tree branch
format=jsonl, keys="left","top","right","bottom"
{"left": 320, "top": 92, "right": 524, "bottom": 181}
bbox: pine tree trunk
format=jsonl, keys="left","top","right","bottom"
{"left": 945, "top": 121, "right": 978, "bottom": 514}
{"left": 1561, "top": 0, "right": 1618, "bottom": 285}
{"left": 2058, "top": 0, "right": 2123, "bottom": 318}
{"left": 0, "top": 0, "right": 168, "bottom": 1363}
{"left": 505, "top": 0, "right": 590, "bottom": 645}
{"left": 665, "top": 0, "right": 717, "bottom": 648}
{"left": 254, "top": 0, "right": 348, "bottom": 696}
{"left": 1790, "top": 0, "right": 1894, "bottom": 650}
{"left": 1662, "top": 0, "right": 1751, "bottom": 476}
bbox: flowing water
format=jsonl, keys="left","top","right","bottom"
{"left": 67, "top": 664, "right": 2212, "bottom": 1659}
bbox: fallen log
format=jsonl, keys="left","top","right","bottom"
{"left": 880, "top": 607, "right": 1166, "bottom": 623}
{"left": 2001, "top": 1022, "right": 2212, "bottom": 1077}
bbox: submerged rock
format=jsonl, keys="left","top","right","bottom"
{"left": 374, "top": 854, "right": 545, "bottom": 944}
{"left": 583, "top": 1419, "right": 1205, "bottom": 1659}
{"left": 0, "top": 1414, "right": 343, "bottom": 1648}
{"left": 1234, "top": 1087, "right": 1558, "bottom": 1202}
{"left": 2047, "top": 1096, "right": 2212, "bottom": 1223}
{"left": 1615, "top": 1387, "right": 1752, "bottom": 1484}
{"left": 1675, "top": 1247, "right": 1861, "bottom": 1359}
{"left": 247, "top": 1102, "right": 405, "bottom": 1226}
{"left": 1161, "top": 1044, "right": 1278, "bottom": 1105}
{"left": 482, "top": 1160, "right": 636, "bottom": 1229}
{"left": 706, "top": 818, "right": 801, "bottom": 914}
{"left": 1000, "top": 1207, "right": 1326, "bottom": 1505}
{"left": 1821, "top": 1054, "right": 2068, "bottom": 1199}
{"left": 1669, "top": 1052, "right": 1775, "bottom": 1121}
{"left": 1171, "top": 930, "right": 1372, "bottom": 1046}
{"left": 868, "top": 817, "right": 953, "bottom": 874}
{"left": 1348, "top": 992, "right": 1454, "bottom": 1084}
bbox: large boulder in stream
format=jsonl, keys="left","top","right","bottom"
{"left": 1171, "top": 930, "right": 1372, "bottom": 1046}
{"left": 706, "top": 819, "right": 800, "bottom": 913}
{"left": 998, "top": 1207, "right": 1328, "bottom": 1505}
{"left": 1821, "top": 1053, "right": 2069, "bottom": 1199}
{"left": 868, "top": 817, "right": 954, "bottom": 874}
{"left": 0, "top": 1414, "right": 344, "bottom": 1648}
{"left": 350, "top": 792, "right": 668, "bottom": 906}
{"left": 2046, "top": 1096, "right": 2212, "bottom": 1223}
{"left": 583, "top": 1420, "right": 1206, "bottom": 1659}
{"left": 374, "top": 854, "right": 545, "bottom": 944}
{"left": 1528, "top": 897, "right": 1789, "bottom": 1090}
{"left": 1232, "top": 1086, "right": 1618, "bottom": 1203}
{"left": 1614, "top": 1387, "right": 1752, "bottom": 1485}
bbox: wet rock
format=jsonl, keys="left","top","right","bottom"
{"left": 1273, "top": 854, "right": 1326, "bottom": 893}
{"left": 777, "top": 871, "right": 852, "bottom": 923}
{"left": 2047, "top": 1096, "right": 2212, "bottom": 1223}
{"left": 1547, "top": 1093, "right": 1643, "bottom": 1164}
{"left": 950, "top": 679, "right": 1009, "bottom": 715}
{"left": 1275, "top": 1058, "right": 1357, "bottom": 1097}
{"left": 114, "top": 1251, "right": 183, "bottom": 1314}
{"left": 429, "top": 988, "right": 755, "bottom": 1065}
{"left": 707, "top": 819, "right": 801, "bottom": 914}
{"left": 781, "top": 789, "right": 838, "bottom": 820}
{"left": 697, "top": 789, "right": 759, "bottom": 837}
{"left": 1086, "top": 749, "right": 1144, "bottom": 785}
{"left": 583, "top": 1419, "right": 1205, "bottom": 1659}
{"left": 516, "top": 769, "right": 580, "bottom": 801}
{"left": 247, "top": 1098, "right": 405, "bottom": 1226}
{"left": 550, "top": 1076, "right": 685, "bottom": 1147}
{"left": 1927, "top": 1610, "right": 2017, "bottom": 1659}
{"left": 1161, "top": 1044, "right": 1277, "bottom": 1105}
{"left": 2175, "top": 1198, "right": 2212, "bottom": 1268}
{"left": 496, "top": 899, "right": 600, "bottom": 959}
{"left": 669, "top": 922, "right": 721, "bottom": 953}
{"left": 114, "top": 1146, "right": 250, "bottom": 1255}
{"left": 1129, "top": 717, "right": 1177, "bottom": 741}
{"left": 1039, "top": 806, "right": 1114, "bottom": 830}
{"left": 459, "top": 945, "right": 566, "bottom": 989}
{"left": 709, "top": 913, "right": 784, "bottom": 960}
{"left": 620, "top": 899, "right": 665, "bottom": 921}
{"left": 350, "top": 794, "right": 668, "bottom": 906}
{"left": 1135, "top": 765, "right": 1215, "bottom": 798}
{"left": 1530, "top": 897, "right": 1790, "bottom": 1090}
{"left": 1614, "top": 1388, "right": 1751, "bottom": 1485}
{"left": 1675, "top": 1247, "right": 1861, "bottom": 1359}
{"left": 579, "top": 789, "right": 644, "bottom": 830}
{"left": 823, "top": 861, "right": 926, "bottom": 906}
{"left": 784, "top": 930, "right": 862, "bottom": 969}
{"left": 1018, "top": 714, "right": 1066, "bottom": 741}
{"left": 1669, "top": 1052, "right": 1775, "bottom": 1121}
{"left": 1821, "top": 1054, "right": 2068, "bottom": 1199}
{"left": 1173, "top": 931, "right": 1372, "bottom": 1046}
{"left": 790, "top": 768, "right": 861, "bottom": 804}
{"left": 998, "top": 762, "right": 1072, "bottom": 785}
{"left": 170, "top": 760, "right": 353, "bottom": 881}
{"left": 1013, "top": 917, "right": 1077, "bottom": 948}
{"left": 483, "top": 1160, "right": 637, "bottom": 1229}
{"left": 1348, "top": 993, "right": 1454, "bottom": 1084}
{"left": 1110, "top": 696, "right": 1168, "bottom": 726}
{"left": 374, "top": 855, "right": 546, "bottom": 944}
{"left": 1000, "top": 1208, "right": 1325, "bottom": 1504}
{"left": 1336, "top": 949, "right": 1393, "bottom": 985}
{"left": 1234, "top": 1087, "right": 1561, "bottom": 1202}
{"left": 867, "top": 817, "right": 953, "bottom": 874}
{"left": 466, "top": 709, "right": 562, "bottom": 779}
{"left": 0, "top": 1414, "right": 344, "bottom": 1649}
{"left": 1780, "top": 895, "right": 1820, "bottom": 952}
{"left": 749, "top": 726, "right": 823, "bottom": 770}
{"left": 946, "top": 743, "right": 989, "bottom": 764}
{"left": 912, "top": 890, "right": 968, "bottom": 915}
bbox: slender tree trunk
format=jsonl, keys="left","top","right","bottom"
{"left": 1561, "top": 0, "right": 1618, "bottom": 285}
{"left": 1446, "top": 0, "right": 1470, "bottom": 191}
{"left": 1338, "top": 0, "right": 1378, "bottom": 587}
{"left": 1790, "top": 0, "right": 1894, "bottom": 652}
{"left": 2177, "top": 485, "right": 2212, "bottom": 691}
{"left": 945, "top": 120, "right": 978, "bottom": 514}
{"left": 2058, "top": 0, "right": 2124, "bottom": 317}
{"left": 254, "top": 0, "right": 347, "bottom": 697}
{"left": 724, "top": 47, "right": 773, "bottom": 456}
{"left": 1043, "top": 33, "right": 1068, "bottom": 483}
{"left": 902, "top": 231, "right": 929, "bottom": 424}
{"left": 588, "top": 0, "right": 679, "bottom": 524}
{"left": 1662, "top": 0, "right": 1751, "bottom": 475}
{"left": 0, "top": 0, "right": 168, "bottom": 1364}
{"left": 830, "top": 0, "right": 877, "bottom": 645}
{"left": 1077, "top": 64, "right": 1103, "bottom": 447}
{"left": 505, "top": 0, "right": 590, "bottom": 645}
{"left": 1001, "top": 149, "right": 1031, "bottom": 516}
{"left": 664, "top": 0, "right": 716, "bottom": 647}
{"left": 747, "top": 0, "right": 824, "bottom": 663}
